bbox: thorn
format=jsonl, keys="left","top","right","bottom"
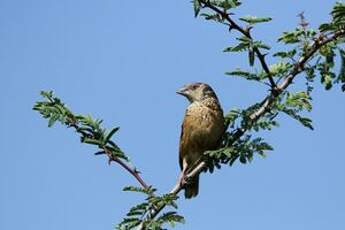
{"left": 261, "top": 52, "right": 268, "bottom": 58}
{"left": 229, "top": 25, "right": 235, "bottom": 32}
{"left": 94, "top": 151, "right": 106, "bottom": 155}
{"left": 246, "top": 25, "right": 253, "bottom": 33}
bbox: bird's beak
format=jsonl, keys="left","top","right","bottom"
{"left": 176, "top": 86, "right": 188, "bottom": 96}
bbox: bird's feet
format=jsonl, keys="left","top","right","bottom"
{"left": 181, "top": 173, "right": 193, "bottom": 187}
{"left": 177, "top": 171, "right": 192, "bottom": 188}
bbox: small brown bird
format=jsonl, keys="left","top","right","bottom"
{"left": 177, "top": 82, "right": 225, "bottom": 199}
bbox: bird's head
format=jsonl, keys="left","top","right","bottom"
{"left": 176, "top": 82, "right": 218, "bottom": 103}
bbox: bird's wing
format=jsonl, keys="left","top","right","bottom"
{"left": 179, "top": 113, "right": 189, "bottom": 170}
{"left": 179, "top": 104, "right": 204, "bottom": 170}
{"left": 179, "top": 102, "right": 225, "bottom": 170}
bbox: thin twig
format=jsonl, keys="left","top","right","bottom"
{"left": 103, "top": 147, "right": 150, "bottom": 189}
{"left": 70, "top": 121, "right": 150, "bottom": 190}
{"left": 200, "top": 0, "right": 277, "bottom": 90}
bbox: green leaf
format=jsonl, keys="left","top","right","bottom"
{"left": 156, "top": 211, "right": 185, "bottom": 227}
{"left": 278, "top": 29, "right": 304, "bottom": 44}
{"left": 123, "top": 185, "right": 156, "bottom": 195}
{"left": 223, "top": 43, "right": 248, "bottom": 52}
{"left": 269, "top": 62, "right": 292, "bottom": 77}
{"left": 339, "top": 48, "right": 345, "bottom": 80}
{"left": 275, "top": 91, "right": 314, "bottom": 130}
{"left": 210, "top": 0, "right": 242, "bottom": 9}
{"left": 226, "top": 69, "right": 261, "bottom": 81}
{"left": 280, "top": 107, "right": 314, "bottom": 130}
{"left": 273, "top": 49, "right": 297, "bottom": 58}
{"left": 127, "top": 203, "right": 149, "bottom": 216}
{"left": 337, "top": 48, "right": 345, "bottom": 91}
{"left": 286, "top": 91, "right": 312, "bottom": 112}
{"left": 318, "top": 60, "right": 336, "bottom": 91}
{"left": 248, "top": 46, "right": 255, "bottom": 66}
{"left": 224, "top": 108, "right": 241, "bottom": 127}
{"left": 319, "top": 23, "right": 337, "bottom": 32}
{"left": 319, "top": 43, "right": 336, "bottom": 65}
{"left": 104, "top": 126, "right": 120, "bottom": 143}
{"left": 40, "top": 90, "right": 53, "bottom": 99}
{"left": 229, "top": 154, "right": 239, "bottom": 166}
{"left": 148, "top": 193, "right": 179, "bottom": 209}
{"left": 200, "top": 13, "right": 223, "bottom": 22}
{"left": 116, "top": 217, "right": 141, "bottom": 230}
{"left": 299, "top": 117, "right": 314, "bottom": 130}
{"left": 252, "top": 118, "right": 279, "bottom": 132}
{"left": 239, "top": 16, "right": 272, "bottom": 24}
{"left": 81, "top": 137, "right": 104, "bottom": 146}
{"left": 193, "top": 0, "right": 201, "bottom": 17}
{"left": 321, "top": 72, "right": 334, "bottom": 90}
{"left": 239, "top": 154, "right": 247, "bottom": 164}
{"left": 224, "top": 36, "right": 251, "bottom": 52}
{"left": 332, "top": 2, "right": 345, "bottom": 24}
{"left": 253, "top": 40, "right": 271, "bottom": 50}
{"left": 48, "top": 114, "right": 59, "bottom": 127}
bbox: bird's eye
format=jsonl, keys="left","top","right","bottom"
{"left": 191, "top": 84, "right": 199, "bottom": 90}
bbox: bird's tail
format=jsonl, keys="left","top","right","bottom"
{"left": 184, "top": 175, "right": 199, "bottom": 199}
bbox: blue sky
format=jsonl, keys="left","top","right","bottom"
{"left": 1, "top": 0, "right": 344, "bottom": 229}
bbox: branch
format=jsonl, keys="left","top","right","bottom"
{"left": 103, "top": 147, "right": 149, "bottom": 189}
{"left": 33, "top": 94, "right": 151, "bottom": 191}
{"left": 70, "top": 121, "right": 151, "bottom": 190}
{"left": 139, "top": 27, "right": 345, "bottom": 229}
{"left": 200, "top": 0, "right": 277, "bottom": 91}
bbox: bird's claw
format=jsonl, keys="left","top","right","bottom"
{"left": 181, "top": 174, "right": 192, "bottom": 186}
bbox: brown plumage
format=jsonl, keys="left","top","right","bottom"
{"left": 177, "top": 82, "right": 225, "bottom": 199}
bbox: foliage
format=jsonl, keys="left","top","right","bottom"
{"left": 239, "top": 16, "right": 272, "bottom": 25}
{"left": 34, "top": 0, "right": 345, "bottom": 229}
{"left": 192, "top": 0, "right": 344, "bottom": 174}
{"left": 33, "top": 91, "right": 127, "bottom": 161}
{"left": 117, "top": 187, "right": 184, "bottom": 230}
{"left": 205, "top": 133, "right": 273, "bottom": 171}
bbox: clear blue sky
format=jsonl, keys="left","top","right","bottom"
{"left": 1, "top": 0, "right": 344, "bottom": 229}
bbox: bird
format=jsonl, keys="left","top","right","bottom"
{"left": 176, "top": 82, "right": 225, "bottom": 199}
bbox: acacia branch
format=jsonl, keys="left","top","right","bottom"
{"left": 199, "top": 0, "right": 277, "bottom": 90}
{"left": 69, "top": 120, "right": 150, "bottom": 190}
{"left": 139, "top": 27, "right": 345, "bottom": 229}
{"left": 103, "top": 147, "right": 150, "bottom": 189}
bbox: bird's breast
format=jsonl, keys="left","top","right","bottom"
{"left": 179, "top": 100, "right": 225, "bottom": 170}
{"left": 185, "top": 102, "right": 224, "bottom": 145}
